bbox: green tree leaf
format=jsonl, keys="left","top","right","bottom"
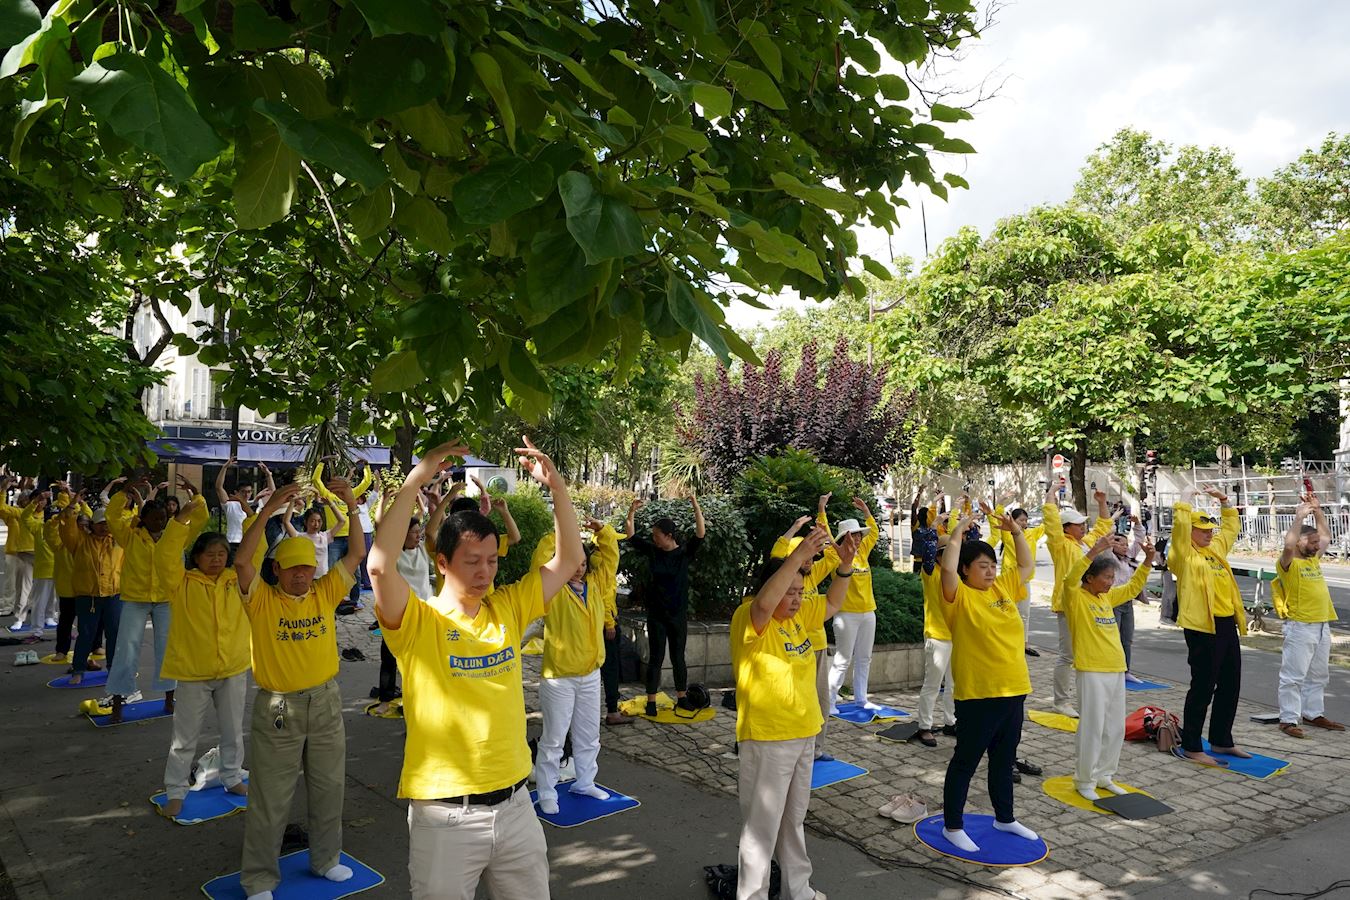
{"left": 725, "top": 61, "right": 786, "bottom": 110}
{"left": 929, "top": 102, "right": 973, "bottom": 123}
{"left": 0, "top": 0, "right": 41, "bottom": 47}
{"left": 349, "top": 0, "right": 444, "bottom": 37}
{"left": 770, "top": 171, "right": 858, "bottom": 213}
{"left": 558, "top": 171, "right": 646, "bottom": 264}
{"left": 667, "top": 274, "right": 730, "bottom": 361}
{"left": 690, "top": 83, "right": 732, "bottom": 118}
{"left": 231, "top": 0, "right": 292, "bottom": 51}
{"left": 453, "top": 155, "right": 554, "bottom": 225}
{"left": 348, "top": 35, "right": 449, "bottom": 118}
{"left": 233, "top": 124, "right": 299, "bottom": 229}
{"left": 395, "top": 195, "right": 453, "bottom": 253}
{"left": 876, "top": 73, "right": 910, "bottom": 101}
{"left": 470, "top": 51, "right": 516, "bottom": 150}
{"left": 371, "top": 349, "right": 425, "bottom": 394}
{"left": 69, "top": 53, "right": 226, "bottom": 181}
{"left": 500, "top": 342, "right": 552, "bottom": 420}
{"left": 525, "top": 221, "right": 609, "bottom": 317}
{"left": 349, "top": 184, "right": 394, "bottom": 241}
{"left": 253, "top": 99, "right": 387, "bottom": 189}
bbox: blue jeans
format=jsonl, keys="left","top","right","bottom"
{"left": 107, "top": 600, "right": 176, "bottom": 696}
{"left": 327, "top": 536, "right": 360, "bottom": 602}
{"left": 73, "top": 595, "right": 121, "bottom": 674}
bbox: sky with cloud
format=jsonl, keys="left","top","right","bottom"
{"left": 726, "top": 0, "right": 1350, "bottom": 329}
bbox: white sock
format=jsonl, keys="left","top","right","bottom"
{"left": 942, "top": 828, "right": 980, "bottom": 853}
{"left": 993, "top": 819, "right": 1039, "bottom": 841}
{"left": 323, "top": 864, "right": 353, "bottom": 883}
{"left": 1076, "top": 786, "right": 1101, "bottom": 802}
{"left": 1098, "top": 780, "right": 1128, "bottom": 795}
{"left": 538, "top": 796, "right": 560, "bottom": 814}
{"left": 569, "top": 784, "right": 610, "bottom": 800}
{"left": 245, "top": 893, "right": 274, "bottom": 900}
{"left": 861, "top": 700, "right": 883, "bottom": 711}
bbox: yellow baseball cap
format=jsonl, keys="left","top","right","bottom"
{"left": 772, "top": 537, "right": 804, "bottom": 559}
{"left": 273, "top": 536, "right": 317, "bottom": 569}
{"left": 1192, "top": 514, "right": 1220, "bottom": 531}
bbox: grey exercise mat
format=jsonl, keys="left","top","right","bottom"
{"left": 876, "top": 722, "right": 922, "bottom": 742}
{"left": 1093, "top": 793, "right": 1173, "bottom": 819}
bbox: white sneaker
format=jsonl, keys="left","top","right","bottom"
{"left": 125, "top": 690, "right": 143, "bottom": 703}
{"left": 1052, "top": 705, "right": 1079, "bottom": 718}
{"left": 8, "top": 622, "right": 26, "bottom": 632}
{"left": 44, "top": 619, "right": 58, "bottom": 628}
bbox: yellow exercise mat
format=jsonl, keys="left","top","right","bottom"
{"left": 1027, "top": 709, "right": 1078, "bottom": 733}
{"left": 364, "top": 699, "right": 404, "bottom": 718}
{"left": 522, "top": 637, "right": 544, "bottom": 656}
{"left": 618, "top": 691, "right": 716, "bottom": 725}
{"left": 40, "top": 652, "right": 73, "bottom": 665}
{"left": 1043, "top": 775, "right": 1150, "bottom": 814}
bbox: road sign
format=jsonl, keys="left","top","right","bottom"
{"left": 1052, "top": 454, "right": 1066, "bottom": 472}
{"left": 1217, "top": 444, "right": 1232, "bottom": 464}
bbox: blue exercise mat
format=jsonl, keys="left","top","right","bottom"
{"left": 201, "top": 851, "right": 383, "bottom": 899}
{"left": 87, "top": 697, "right": 173, "bottom": 727}
{"left": 1126, "top": 679, "right": 1169, "bottom": 691}
{"left": 48, "top": 670, "right": 108, "bottom": 689}
{"left": 811, "top": 758, "right": 868, "bottom": 790}
{"left": 152, "top": 780, "right": 249, "bottom": 825}
{"left": 830, "top": 701, "right": 909, "bottom": 724}
{"left": 914, "top": 814, "right": 1049, "bottom": 866}
{"left": 1171, "top": 740, "right": 1290, "bottom": 779}
{"left": 530, "top": 784, "right": 640, "bottom": 827}
{"left": 5, "top": 624, "right": 42, "bottom": 636}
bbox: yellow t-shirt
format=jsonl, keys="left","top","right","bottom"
{"left": 1277, "top": 557, "right": 1337, "bottom": 623}
{"left": 731, "top": 595, "right": 825, "bottom": 742}
{"left": 1062, "top": 560, "right": 1151, "bottom": 673}
{"left": 772, "top": 537, "right": 837, "bottom": 649}
{"left": 819, "top": 512, "right": 878, "bottom": 614}
{"left": 379, "top": 570, "right": 544, "bottom": 798}
{"left": 943, "top": 579, "right": 1030, "bottom": 701}
{"left": 920, "top": 566, "right": 951, "bottom": 642}
{"left": 241, "top": 566, "right": 353, "bottom": 693}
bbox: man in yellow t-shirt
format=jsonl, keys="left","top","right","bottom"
{"left": 732, "top": 525, "right": 857, "bottom": 900}
{"left": 1274, "top": 494, "right": 1344, "bottom": 736}
{"left": 1168, "top": 486, "right": 1248, "bottom": 765}
{"left": 1043, "top": 486, "right": 1114, "bottom": 717}
{"left": 369, "top": 438, "right": 584, "bottom": 900}
{"left": 235, "top": 479, "right": 366, "bottom": 900}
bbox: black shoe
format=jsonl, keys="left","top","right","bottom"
{"left": 1015, "top": 758, "right": 1042, "bottom": 776}
{"left": 941, "top": 724, "right": 958, "bottom": 737}
{"left": 644, "top": 700, "right": 657, "bottom": 717}
{"left": 677, "top": 696, "right": 696, "bottom": 711}
{"left": 912, "top": 730, "right": 938, "bottom": 748}
{"left": 1025, "top": 647, "right": 1041, "bottom": 657}
{"left": 1012, "top": 769, "right": 1022, "bottom": 784}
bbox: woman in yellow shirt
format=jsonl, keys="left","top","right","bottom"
{"left": 155, "top": 485, "right": 248, "bottom": 819}
{"left": 1063, "top": 534, "right": 1155, "bottom": 801}
{"left": 369, "top": 438, "right": 584, "bottom": 900}
{"left": 817, "top": 495, "right": 881, "bottom": 711}
{"left": 59, "top": 504, "right": 124, "bottom": 685}
{"left": 938, "top": 510, "right": 1037, "bottom": 854}
{"left": 732, "top": 525, "right": 857, "bottom": 900}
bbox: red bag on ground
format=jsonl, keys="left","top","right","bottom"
{"left": 1126, "top": 706, "right": 1181, "bottom": 752}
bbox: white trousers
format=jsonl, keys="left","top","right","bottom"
{"left": 1054, "top": 613, "right": 1076, "bottom": 709}
{"left": 829, "top": 611, "right": 876, "bottom": 705}
{"left": 408, "top": 786, "right": 548, "bottom": 900}
{"left": 164, "top": 673, "right": 248, "bottom": 800}
{"left": 737, "top": 737, "right": 815, "bottom": 900}
{"left": 916, "top": 638, "right": 956, "bottom": 730}
{"left": 8, "top": 554, "right": 33, "bottom": 622}
{"left": 0, "top": 552, "right": 10, "bottom": 614}
{"left": 24, "top": 579, "right": 54, "bottom": 636}
{"left": 1074, "top": 671, "right": 1125, "bottom": 792}
{"left": 535, "top": 669, "right": 602, "bottom": 800}
{"left": 813, "top": 649, "right": 831, "bottom": 756}
{"left": 1017, "top": 598, "right": 1031, "bottom": 642}
{"left": 1279, "top": 620, "right": 1333, "bottom": 723}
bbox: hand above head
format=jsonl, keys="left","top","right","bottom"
{"left": 1141, "top": 539, "right": 1157, "bottom": 563}
{"left": 977, "top": 499, "right": 994, "bottom": 518}
{"left": 1091, "top": 534, "right": 1113, "bottom": 555}
{"left": 325, "top": 477, "right": 359, "bottom": 509}
{"left": 175, "top": 475, "right": 198, "bottom": 496}
{"left": 264, "top": 483, "right": 302, "bottom": 513}
{"left": 584, "top": 515, "right": 605, "bottom": 533}
{"left": 850, "top": 496, "right": 868, "bottom": 514}
{"left": 837, "top": 530, "right": 862, "bottom": 563}
{"left": 791, "top": 525, "right": 829, "bottom": 562}
{"left": 991, "top": 511, "right": 1019, "bottom": 533}
{"left": 258, "top": 462, "right": 269, "bottom": 472}
{"left": 1202, "top": 486, "right": 1228, "bottom": 504}
{"left": 790, "top": 514, "right": 812, "bottom": 533}
{"left": 1093, "top": 489, "right": 1107, "bottom": 504}
{"left": 629, "top": 497, "right": 645, "bottom": 512}
{"left": 409, "top": 440, "right": 470, "bottom": 487}
{"left": 226, "top": 456, "right": 237, "bottom": 469}
{"left": 490, "top": 496, "right": 509, "bottom": 513}
{"left": 516, "top": 436, "right": 564, "bottom": 491}
{"left": 818, "top": 492, "right": 832, "bottom": 513}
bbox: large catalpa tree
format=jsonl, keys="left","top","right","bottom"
{"left": 1, "top": 0, "right": 982, "bottom": 462}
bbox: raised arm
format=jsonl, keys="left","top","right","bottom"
{"left": 691, "top": 492, "right": 706, "bottom": 539}
{"left": 283, "top": 499, "right": 301, "bottom": 537}
{"left": 940, "top": 512, "right": 978, "bottom": 601}
{"left": 325, "top": 504, "right": 348, "bottom": 540}
{"left": 105, "top": 490, "right": 134, "bottom": 547}
{"left": 373, "top": 442, "right": 468, "bottom": 628}
{"left": 492, "top": 497, "right": 521, "bottom": 546}
{"left": 824, "top": 531, "right": 863, "bottom": 619}
{"left": 424, "top": 482, "right": 461, "bottom": 557}
{"left": 236, "top": 484, "right": 298, "bottom": 595}
{"left": 326, "top": 477, "right": 366, "bottom": 575}
{"left": 1068, "top": 534, "right": 1111, "bottom": 587}
{"left": 214, "top": 460, "right": 232, "bottom": 506}
{"left": 750, "top": 527, "right": 828, "bottom": 633}
{"left": 1308, "top": 494, "right": 1332, "bottom": 556}
{"left": 779, "top": 514, "right": 811, "bottom": 544}
{"left": 519, "top": 438, "right": 584, "bottom": 606}
{"left": 852, "top": 496, "right": 878, "bottom": 556}
{"left": 156, "top": 497, "right": 201, "bottom": 592}
{"left": 1169, "top": 494, "right": 1197, "bottom": 569}
{"left": 1280, "top": 500, "right": 1313, "bottom": 569}
{"left": 625, "top": 498, "right": 644, "bottom": 539}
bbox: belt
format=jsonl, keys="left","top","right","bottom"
{"left": 435, "top": 777, "right": 527, "bottom": 807}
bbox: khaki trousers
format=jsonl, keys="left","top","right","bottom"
{"left": 1053, "top": 612, "right": 1077, "bottom": 710}
{"left": 407, "top": 784, "right": 548, "bottom": 899}
{"left": 240, "top": 678, "right": 346, "bottom": 896}
{"left": 737, "top": 737, "right": 815, "bottom": 900}
{"left": 813, "top": 649, "right": 831, "bottom": 756}
{"left": 163, "top": 673, "right": 248, "bottom": 801}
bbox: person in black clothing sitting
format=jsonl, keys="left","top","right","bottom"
{"left": 625, "top": 495, "right": 706, "bottom": 716}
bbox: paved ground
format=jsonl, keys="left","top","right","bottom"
{"left": 3, "top": 579, "right": 1348, "bottom": 900}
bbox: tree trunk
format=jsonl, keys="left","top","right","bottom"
{"left": 1070, "top": 439, "right": 1088, "bottom": 513}
{"left": 393, "top": 420, "right": 415, "bottom": 470}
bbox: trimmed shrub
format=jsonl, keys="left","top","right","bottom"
{"left": 491, "top": 483, "right": 556, "bottom": 586}
{"left": 822, "top": 567, "right": 924, "bottom": 646}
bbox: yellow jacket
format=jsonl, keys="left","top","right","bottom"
{"left": 0, "top": 500, "right": 37, "bottom": 553}
{"left": 23, "top": 507, "right": 55, "bottom": 580}
{"left": 819, "top": 511, "right": 879, "bottom": 614}
{"left": 313, "top": 462, "right": 373, "bottom": 538}
{"left": 532, "top": 524, "right": 619, "bottom": 678}
{"left": 1168, "top": 503, "right": 1246, "bottom": 635}
{"left": 108, "top": 491, "right": 168, "bottom": 603}
{"left": 1042, "top": 503, "right": 1113, "bottom": 613}
{"left": 994, "top": 505, "right": 1044, "bottom": 602}
{"left": 155, "top": 506, "right": 251, "bottom": 681}
{"left": 60, "top": 514, "right": 122, "bottom": 597}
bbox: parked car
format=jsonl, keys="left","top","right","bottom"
{"left": 877, "top": 496, "right": 900, "bottom": 524}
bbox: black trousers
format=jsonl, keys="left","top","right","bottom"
{"left": 1182, "top": 616, "right": 1241, "bottom": 752}
{"left": 377, "top": 638, "right": 399, "bottom": 702}
{"left": 645, "top": 612, "right": 688, "bottom": 695}
{"left": 602, "top": 630, "right": 621, "bottom": 713}
{"left": 943, "top": 695, "right": 1024, "bottom": 830}
{"left": 54, "top": 596, "right": 78, "bottom": 655}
